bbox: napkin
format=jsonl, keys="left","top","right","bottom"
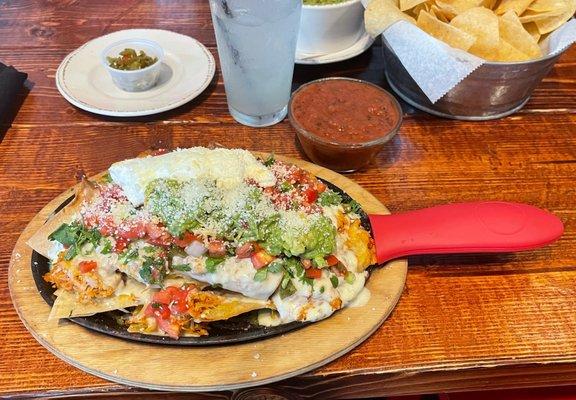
{"left": 382, "top": 19, "right": 576, "bottom": 103}
{"left": 0, "top": 62, "right": 28, "bottom": 131}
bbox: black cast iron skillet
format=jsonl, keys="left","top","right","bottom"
{"left": 31, "top": 180, "right": 373, "bottom": 346}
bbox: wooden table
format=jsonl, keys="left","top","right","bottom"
{"left": 1, "top": 1, "right": 575, "bottom": 399}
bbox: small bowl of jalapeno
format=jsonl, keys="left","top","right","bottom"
{"left": 102, "top": 38, "right": 164, "bottom": 92}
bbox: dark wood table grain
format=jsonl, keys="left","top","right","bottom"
{"left": 1, "top": 1, "right": 575, "bottom": 399}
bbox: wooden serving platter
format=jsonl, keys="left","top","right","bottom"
{"left": 8, "top": 155, "right": 407, "bottom": 392}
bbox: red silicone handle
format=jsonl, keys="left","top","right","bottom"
{"left": 368, "top": 201, "right": 564, "bottom": 264}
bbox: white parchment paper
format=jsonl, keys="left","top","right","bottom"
{"left": 381, "top": 18, "right": 576, "bottom": 103}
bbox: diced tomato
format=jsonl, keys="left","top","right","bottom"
{"left": 78, "top": 260, "right": 97, "bottom": 273}
{"left": 152, "top": 287, "right": 177, "bottom": 304}
{"left": 152, "top": 292, "right": 172, "bottom": 305}
{"left": 207, "top": 240, "right": 227, "bottom": 257}
{"left": 114, "top": 237, "right": 129, "bottom": 252}
{"left": 250, "top": 250, "right": 275, "bottom": 269}
{"left": 325, "top": 255, "right": 340, "bottom": 267}
{"left": 305, "top": 267, "right": 323, "bottom": 279}
{"left": 170, "top": 291, "right": 189, "bottom": 314}
{"left": 152, "top": 286, "right": 190, "bottom": 315}
{"left": 315, "top": 181, "right": 327, "bottom": 193}
{"left": 301, "top": 259, "right": 312, "bottom": 269}
{"left": 263, "top": 187, "right": 279, "bottom": 197}
{"left": 97, "top": 215, "right": 116, "bottom": 236}
{"left": 145, "top": 223, "right": 172, "bottom": 246}
{"left": 304, "top": 188, "right": 318, "bottom": 204}
{"left": 235, "top": 242, "right": 255, "bottom": 259}
{"left": 289, "top": 169, "right": 307, "bottom": 184}
{"left": 157, "top": 317, "right": 180, "bottom": 339}
{"left": 144, "top": 303, "right": 171, "bottom": 320}
{"left": 173, "top": 231, "right": 199, "bottom": 248}
{"left": 82, "top": 214, "right": 99, "bottom": 229}
{"left": 117, "top": 221, "right": 146, "bottom": 240}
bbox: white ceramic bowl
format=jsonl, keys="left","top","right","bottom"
{"left": 296, "top": 0, "right": 365, "bottom": 55}
{"left": 101, "top": 38, "right": 164, "bottom": 92}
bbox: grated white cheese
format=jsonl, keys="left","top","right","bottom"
{"left": 109, "top": 147, "right": 277, "bottom": 206}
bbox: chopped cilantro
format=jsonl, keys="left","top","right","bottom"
{"left": 279, "top": 181, "right": 293, "bottom": 193}
{"left": 140, "top": 256, "right": 166, "bottom": 284}
{"left": 253, "top": 267, "right": 268, "bottom": 282}
{"left": 318, "top": 190, "right": 342, "bottom": 207}
{"left": 100, "top": 239, "right": 113, "bottom": 254}
{"left": 168, "top": 245, "right": 187, "bottom": 258}
{"left": 279, "top": 279, "right": 296, "bottom": 299}
{"left": 320, "top": 286, "right": 325, "bottom": 294}
{"left": 263, "top": 154, "right": 275, "bottom": 166}
{"left": 280, "top": 272, "right": 292, "bottom": 289}
{"left": 205, "top": 256, "right": 225, "bottom": 273}
{"left": 119, "top": 247, "right": 139, "bottom": 264}
{"left": 64, "top": 246, "right": 79, "bottom": 261}
{"left": 48, "top": 223, "right": 79, "bottom": 246}
{"left": 142, "top": 246, "right": 157, "bottom": 254}
{"left": 330, "top": 275, "right": 339, "bottom": 288}
{"left": 139, "top": 263, "right": 152, "bottom": 282}
{"left": 343, "top": 199, "right": 362, "bottom": 214}
{"left": 172, "top": 263, "right": 191, "bottom": 272}
{"left": 49, "top": 222, "right": 102, "bottom": 261}
{"left": 267, "top": 260, "right": 284, "bottom": 274}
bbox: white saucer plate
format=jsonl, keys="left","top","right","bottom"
{"left": 56, "top": 29, "right": 215, "bottom": 117}
{"left": 295, "top": 31, "right": 375, "bottom": 65}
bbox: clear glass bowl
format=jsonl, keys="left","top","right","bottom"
{"left": 101, "top": 38, "right": 164, "bottom": 92}
{"left": 289, "top": 77, "right": 403, "bottom": 172}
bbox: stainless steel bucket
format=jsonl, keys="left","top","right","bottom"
{"left": 382, "top": 37, "right": 564, "bottom": 120}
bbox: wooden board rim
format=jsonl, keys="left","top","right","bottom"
{"left": 8, "top": 154, "right": 408, "bottom": 392}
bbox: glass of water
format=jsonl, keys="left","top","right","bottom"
{"left": 209, "top": 0, "right": 302, "bottom": 127}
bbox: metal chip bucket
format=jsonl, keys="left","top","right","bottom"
{"left": 382, "top": 37, "right": 565, "bottom": 120}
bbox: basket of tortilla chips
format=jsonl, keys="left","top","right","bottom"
{"left": 365, "top": 0, "right": 576, "bottom": 120}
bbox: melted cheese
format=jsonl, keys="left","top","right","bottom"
{"left": 271, "top": 270, "right": 368, "bottom": 323}
{"left": 172, "top": 255, "right": 283, "bottom": 300}
{"left": 109, "top": 147, "right": 277, "bottom": 206}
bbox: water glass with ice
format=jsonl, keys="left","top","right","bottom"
{"left": 209, "top": 0, "right": 302, "bottom": 127}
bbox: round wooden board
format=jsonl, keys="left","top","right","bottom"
{"left": 8, "top": 155, "right": 408, "bottom": 392}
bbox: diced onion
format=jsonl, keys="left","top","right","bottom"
{"left": 185, "top": 241, "right": 207, "bottom": 257}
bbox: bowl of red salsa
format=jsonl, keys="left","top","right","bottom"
{"left": 289, "top": 77, "right": 403, "bottom": 172}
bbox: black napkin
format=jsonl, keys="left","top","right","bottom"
{"left": 0, "top": 62, "right": 28, "bottom": 134}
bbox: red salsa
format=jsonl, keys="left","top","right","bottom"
{"left": 290, "top": 79, "right": 401, "bottom": 144}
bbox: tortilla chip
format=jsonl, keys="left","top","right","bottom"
{"left": 430, "top": 5, "right": 452, "bottom": 22}
{"left": 533, "top": 0, "right": 575, "bottom": 34}
{"left": 495, "top": 0, "right": 535, "bottom": 15}
{"left": 49, "top": 278, "right": 152, "bottom": 319}
{"left": 434, "top": 0, "right": 485, "bottom": 18}
{"left": 491, "top": 39, "right": 532, "bottom": 61}
{"left": 500, "top": 10, "right": 543, "bottom": 58}
{"left": 519, "top": 8, "right": 566, "bottom": 23}
{"left": 482, "top": 0, "right": 498, "bottom": 8}
{"left": 410, "top": 2, "right": 432, "bottom": 17}
{"left": 27, "top": 179, "right": 98, "bottom": 258}
{"left": 417, "top": 10, "right": 477, "bottom": 51}
{"left": 365, "top": 0, "right": 417, "bottom": 37}
{"left": 450, "top": 7, "right": 500, "bottom": 58}
{"left": 190, "top": 291, "right": 273, "bottom": 322}
{"left": 527, "top": 0, "right": 567, "bottom": 12}
{"left": 523, "top": 21, "right": 542, "bottom": 41}
{"left": 400, "top": 0, "right": 428, "bottom": 11}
